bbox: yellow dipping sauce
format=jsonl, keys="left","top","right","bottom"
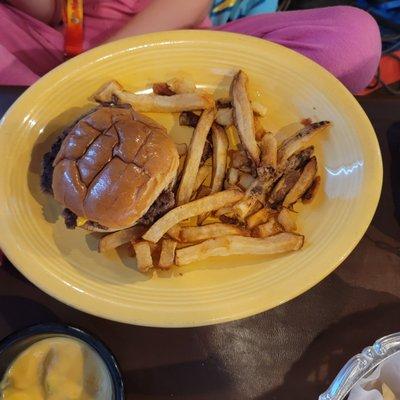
{"left": 0, "top": 337, "right": 113, "bottom": 400}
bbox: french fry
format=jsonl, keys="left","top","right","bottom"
{"left": 194, "top": 165, "right": 212, "bottom": 194}
{"left": 98, "top": 226, "right": 147, "bottom": 253}
{"left": 254, "top": 117, "right": 266, "bottom": 141}
{"left": 196, "top": 185, "right": 212, "bottom": 199}
{"left": 167, "top": 77, "right": 196, "bottom": 94}
{"left": 233, "top": 196, "right": 259, "bottom": 220}
{"left": 158, "top": 239, "right": 177, "bottom": 269}
{"left": 216, "top": 97, "right": 231, "bottom": 108}
{"left": 177, "top": 154, "right": 186, "bottom": 178}
{"left": 277, "top": 208, "right": 297, "bottom": 232}
{"left": 215, "top": 206, "right": 235, "bottom": 218}
{"left": 93, "top": 81, "right": 214, "bottom": 112}
{"left": 219, "top": 215, "right": 240, "bottom": 225}
{"left": 180, "top": 223, "right": 249, "bottom": 242}
{"left": 235, "top": 173, "right": 275, "bottom": 215}
{"left": 251, "top": 101, "right": 267, "bottom": 117}
{"left": 143, "top": 190, "right": 243, "bottom": 243}
{"left": 237, "top": 172, "right": 255, "bottom": 191}
{"left": 167, "top": 225, "right": 181, "bottom": 241}
{"left": 215, "top": 108, "right": 233, "bottom": 126}
{"left": 179, "top": 111, "right": 199, "bottom": 127}
{"left": 227, "top": 167, "right": 239, "bottom": 186}
{"left": 177, "top": 108, "right": 216, "bottom": 205}
{"left": 302, "top": 176, "right": 321, "bottom": 204}
{"left": 277, "top": 121, "right": 330, "bottom": 168}
{"left": 153, "top": 82, "right": 175, "bottom": 96}
{"left": 211, "top": 124, "right": 229, "bottom": 193}
{"left": 283, "top": 146, "right": 314, "bottom": 174}
{"left": 260, "top": 132, "right": 277, "bottom": 169}
{"left": 175, "top": 233, "right": 304, "bottom": 265}
{"left": 268, "top": 170, "right": 302, "bottom": 206}
{"left": 176, "top": 143, "right": 187, "bottom": 156}
{"left": 252, "top": 218, "right": 283, "bottom": 238}
{"left": 231, "top": 70, "right": 260, "bottom": 163}
{"left": 230, "top": 150, "right": 251, "bottom": 170}
{"left": 246, "top": 207, "right": 272, "bottom": 229}
{"left": 283, "top": 157, "right": 317, "bottom": 207}
{"left": 133, "top": 241, "right": 153, "bottom": 272}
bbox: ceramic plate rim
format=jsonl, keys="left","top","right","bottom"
{"left": 0, "top": 31, "right": 382, "bottom": 327}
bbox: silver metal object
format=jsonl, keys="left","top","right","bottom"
{"left": 319, "top": 332, "right": 400, "bottom": 400}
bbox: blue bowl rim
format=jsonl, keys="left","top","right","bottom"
{"left": 0, "top": 323, "right": 124, "bottom": 399}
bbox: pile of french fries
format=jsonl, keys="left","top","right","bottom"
{"left": 93, "top": 71, "right": 331, "bottom": 272}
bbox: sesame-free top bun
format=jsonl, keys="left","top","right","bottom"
{"left": 51, "top": 105, "right": 179, "bottom": 230}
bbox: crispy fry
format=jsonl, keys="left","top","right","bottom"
{"left": 133, "top": 241, "right": 153, "bottom": 272}
{"left": 237, "top": 172, "right": 255, "bottom": 191}
{"left": 215, "top": 108, "right": 233, "bottom": 126}
{"left": 216, "top": 97, "right": 232, "bottom": 108}
{"left": 194, "top": 165, "right": 212, "bottom": 194}
{"left": 219, "top": 215, "right": 240, "bottom": 225}
{"left": 153, "top": 82, "right": 175, "bottom": 96}
{"left": 167, "top": 225, "right": 181, "bottom": 241}
{"left": 180, "top": 223, "right": 249, "bottom": 242}
{"left": 158, "top": 239, "right": 177, "bottom": 269}
{"left": 177, "top": 108, "right": 216, "bottom": 205}
{"left": 246, "top": 207, "right": 272, "bottom": 229}
{"left": 143, "top": 190, "right": 243, "bottom": 243}
{"left": 175, "top": 233, "right": 304, "bottom": 265}
{"left": 302, "top": 176, "right": 321, "bottom": 204}
{"left": 231, "top": 149, "right": 252, "bottom": 170}
{"left": 92, "top": 80, "right": 123, "bottom": 103}
{"left": 260, "top": 132, "right": 277, "bottom": 169}
{"left": 98, "top": 226, "right": 147, "bottom": 253}
{"left": 277, "top": 121, "right": 330, "bottom": 168}
{"left": 196, "top": 185, "right": 212, "bottom": 199}
{"left": 216, "top": 97, "right": 267, "bottom": 116}
{"left": 177, "top": 154, "right": 186, "bottom": 178}
{"left": 211, "top": 124, "right": 229, "bottom": 193}
{"left": 252, "top": 218, "right": 283, "bottom": 238}
{"left": 283, "top": 157, "right": 317, "bottom": 207}
{"left": 93, "top": 81, "right": 214, "bottom": 112}
{"left": 179, "top": 111, "right": 200, "bottom": 127}
{"left": 167, "top": 77, "right": 196, "bottom": 94}
{"left": 283, "top": 146, "right": 314, "bottom": 174}
{"left": 215, "top": 206, "right": 235, "bottom": 218}
{"left": 268, "top": 170, "right": 302, "bottom": 206}
{"left": 231, "top": 70, "right": 260, "bottom": 163}
{"left": 175, "top": 143, "right": 188, "bottom": 157}
{"left": 277, "top": 208, "right": 297, "bottom": 232}
{"left": 233, "top": 196, "right": 259, "bottom": 220}
{"left": 227, "top": 167, "right": 239, "bottom": 186}
{"left": 251, "top": 101, "right": 267, "bottom": 117}
{"left": 254, "top": 117, "right": 265, "bottom": 141}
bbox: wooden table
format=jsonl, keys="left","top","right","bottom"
{"left": 0, "top": 87, "right": 399, "bottom": 399}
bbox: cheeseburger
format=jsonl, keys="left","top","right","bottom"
{"left": 41, "top": 105, "right": 179, "bottom": 232}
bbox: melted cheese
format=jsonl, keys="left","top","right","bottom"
{"left": 0, "top": 337, "right": 112, "bottom": 400}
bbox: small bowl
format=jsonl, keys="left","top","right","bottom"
{"left": 319, "top": 332, "right": 400, "bottom": 399}
{"left": 0, "top": 323, "right": 124, "bottom": 399}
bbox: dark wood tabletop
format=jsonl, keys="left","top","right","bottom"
{"left": 0, "top": 87, "right": 399, "bottom": 400}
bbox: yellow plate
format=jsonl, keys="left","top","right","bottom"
{"left": 0, "top": 31, "right": 382, "bottom": 327}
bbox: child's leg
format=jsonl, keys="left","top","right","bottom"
{"left": 214, "top": 6, "right": 381, "bottom": 93}
{"left": 0, "top": 4, "right": 64, "bottom": 85}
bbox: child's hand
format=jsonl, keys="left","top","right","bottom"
{"left": 107, "top": 0, "right": 212, "bottom": 43}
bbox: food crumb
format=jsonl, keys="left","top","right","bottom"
{"left": 301, "top": 118, "right": 312, "bottom": 126}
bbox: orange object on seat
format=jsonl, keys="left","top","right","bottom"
{"left": 64, "top": 0, "right": 84, "bottom": 58}
{"left": 359, "top": 50, "right": 400, "bottom": 95}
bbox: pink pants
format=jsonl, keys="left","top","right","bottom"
{"left": 0, "top": 5, "right": 381, "bottom": 93}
